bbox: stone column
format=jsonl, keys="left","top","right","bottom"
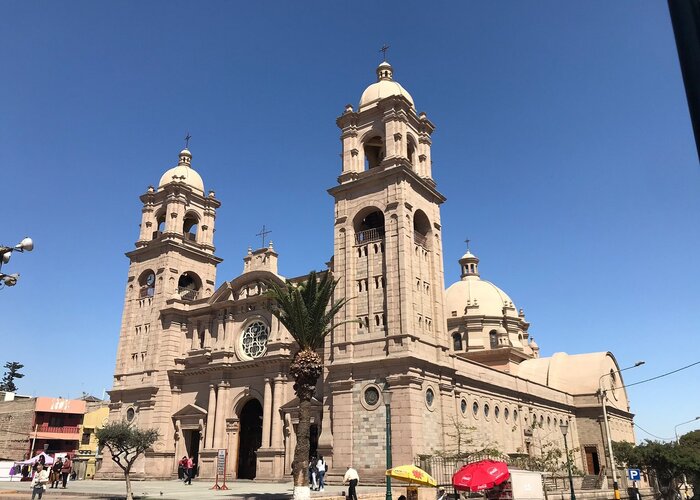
{"left": 214, "top": 383, "right": 229, "bottom": 449}
{"left": 189, "top": 322, "right": 198, "bottom": 350}
{"left": 271, "top": 377, "right": 284, "bottom": 448}
{"left": 205, "top": 385, "right": 217, "bottom": 448}
{"left": 261, "top": 378, "right": 273, "bottom": 448}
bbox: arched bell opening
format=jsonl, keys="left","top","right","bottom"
{"left": 153, "top": 212, "right": 166, "bottom": 239}
{"left": 363, "top": 135, "right": 385, "bottom": 170}
{"left": 413, "top": 209, "right": 431, "bottom": 248}
{"left": 353, "top": 209, "right": 385, "bottom": 244}
{"left": 178, "top": 272, "right": 202, "bottom": 301}
{"left": 183, "top": 212, "right": 199, "bottom": 242}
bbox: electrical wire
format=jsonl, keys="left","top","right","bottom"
{"left": 633, "top": 423, "right": 675, "bottom": 442}
{"left": 623, "top": 360, "right": 700, "bottom": 389}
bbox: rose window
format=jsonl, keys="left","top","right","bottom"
{"left": 241, "top": 321, "right": 269, "bottom": 359}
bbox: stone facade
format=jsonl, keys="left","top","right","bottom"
{"left": 0, "top": 396, "right": 34, "bottom": 460}
{"left": 104, "top": 60, "right": 636, "bottom": 483}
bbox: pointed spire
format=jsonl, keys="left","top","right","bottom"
{"left": 459, "top": 240, "right": 480, "bottom": 279}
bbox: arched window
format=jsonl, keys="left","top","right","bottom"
{"left": 489, "top": 330, "right": 498, "bottom": 349}
{"left": 452, "top": 332, "right": 463, "bottom": 351}
{"left": 183, "top": 213, "right": 199, "bottom": 242}
{"left": 178, "top": 272, "right": 201, "bottom": 301}
{"left": 363, "top": 135, "right": 385, "bottom": 169}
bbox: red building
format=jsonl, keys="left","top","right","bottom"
{"left": 30, "top": 397, "right": 86, "bottom": 457}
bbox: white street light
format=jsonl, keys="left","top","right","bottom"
{"left": 674, "top": 416, "right": 700, "bottom": 444}
{"left": 599, "top": 361, "right": 645, "bottom": 500}
{"left": 0, "top": 237, "right": 34, "bottom": 289}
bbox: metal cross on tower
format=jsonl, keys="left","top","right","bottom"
{"left": 184, "top": 132, "right": 191, "bottom": 149}
{"left": 256, "top": 225, "right": 272, "bottom": 248}
{"left": 465, "top": 238, "right": 471, "bottom": 251}
{"left": 380, "top": 44, "right": 390, "bottom": 61}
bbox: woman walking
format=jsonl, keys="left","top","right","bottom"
{"left": 31, "top": 464, "right": 49, "bottom": 500}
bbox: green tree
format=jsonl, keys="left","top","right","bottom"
{"left": 96, "top": 421, "right": 159, "bottom": 500}
{"left": 0, "top": 361, "right": 25, "bottom": 392}
{"left": 266, "top": 270, "right": 351, "bottom": 500}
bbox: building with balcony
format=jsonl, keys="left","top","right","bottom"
{"left": 75, "top": 400, "right": 109, "bottom": 479}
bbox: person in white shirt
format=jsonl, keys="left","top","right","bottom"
{"left": 316, "top": 456, "right": 327, "bottom": 492}
{"left": 343, "top": 466, "right": 359, "bottom": 500}
{"left": 31, "top": 464, "right": 49, "bottom": 500}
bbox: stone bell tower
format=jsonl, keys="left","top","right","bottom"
{"left": 328, "top": 60, "right": 448, "bottom": 360}
{"left": 107, "top": 147, "right": 222, "bottom": 477}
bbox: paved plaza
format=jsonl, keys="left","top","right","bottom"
{"left": 0, "top": 479, "right": 390, "bottom": 499}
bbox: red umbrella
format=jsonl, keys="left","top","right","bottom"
{"left": 452, "top": 460, "right": 510, "bottom": 492}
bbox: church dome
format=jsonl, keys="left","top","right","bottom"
{"left": 158, "top": 149, "right": 204, "bottom": 194}
{"left": 359, "top": 61, "right": 415, "bottom": 111}
{"left": 445, "top": 247, "right": 519, "bottom": 318}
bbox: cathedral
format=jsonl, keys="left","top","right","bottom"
{"left": 105, "top": 61, "right": 636, "bottom": 483}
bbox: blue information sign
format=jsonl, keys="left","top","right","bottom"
{"left": 627, "top": 469, "right": 641, "bottom": 481}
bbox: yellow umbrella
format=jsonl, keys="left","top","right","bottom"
{"left": 386, "top": 464, "right": 437, "bottom": 487}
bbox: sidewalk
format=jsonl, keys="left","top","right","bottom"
{"left": 0, "top": 479, "right": 389, "bottom": 499}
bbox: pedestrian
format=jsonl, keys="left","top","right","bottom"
{"left": 30, "top": 464, "right": 49, "bottom": 500}
{"left": 398, "top": 496, "right": 407, "bottom": 500}
{"left": 308, "top": 459, "right": 318, "bottom": 490}
{"left": 50, "top": 458, "right": 63, "bottom": 488}
{"left": 177, "top": 456, "right": 187, "bottom": 480}
{"left": 60, "top": 454, "right": 73, "bottom": 488}
{"left": 184, "top": 456, "right": 194, "bottom": 485}
{"left": 343, "top": 465, "right": 359, "bottom": 500}
{"left": 316, "top": 455, "right": 327, "bottom": 492}
{"left": 436, "top": 486, "right": 448, "bottom": 500}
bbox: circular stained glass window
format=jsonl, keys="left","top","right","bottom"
{"left": 425, "top": 388, "right": 435, "bottom": 407}
{"left": 126, "top": 407, "right": 135, "bottom": 422}
{"left": 241, "top": 321, "right": 269, "bottom": 359}
{"left": 364, "top": 386, "right": 380, "bottom": 406}
{"left": 461, "top": 399, "right": 468, "bottom": 415}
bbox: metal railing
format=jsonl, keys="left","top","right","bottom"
{"left": 37, "top": 424, "right": 80, "bottom": 434}
{"left": 178, "top": 287, "right": 200, "bottom": 301}
{"left": 355, "top": 227, "right": 385, "bottom": 244}
{"left": 414, "top": 230, "right": 428, "bottom": 247}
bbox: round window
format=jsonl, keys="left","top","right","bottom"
{"left": 513, "top": 409, "right": 518, "bottom": 421}
{"left": 494, "top": 406, "right": 500, "bottom": 419}
{"left": 126, "top": 407, "right": 135, "bottom": 422}
{"left": 425, "top": 388, "right": 435, "bottom": 407}
{"left": 364, "top": 387, "right": 380, "bottom": 406}
{"left": 241, "top": 321, "right": 269, "bottom": 359}
{"left": 461, "top": 399, "right": 468, "bottom": 415}
{"left": 484, "top": 404, "right": 490, "bottom": 418}
{"left": 547, "top": 416, "right": 551, "bottom": 427}
{"left": 472, "top": 402, "right": 479, "bottom": 416}
{"left": 504, "top": 407, "right": 510, "bottom": 421}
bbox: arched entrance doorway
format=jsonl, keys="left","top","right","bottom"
{"left": 237, "top": 399, "right": 263, "bottom": 479}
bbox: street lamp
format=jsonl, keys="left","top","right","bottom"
{"left": 384, "top": 388, "right": 393, "bottom": 500}
{"left": 0, "top": 237, "right": 34, "bottom": 289}
{"left": 560, "top": 420, "right": 576, "bottom": 500}
{"left": 674, "top": 416, "right": 700, "bottom": 444}
{"left": 599, "top": 361, "right": 645, "bottom": 500}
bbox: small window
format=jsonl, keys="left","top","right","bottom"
{"left": 461, "top": 399, "right": 468, "bottom": 415}
{"left": 513, "top": 409, "right": 518, "bottom": 421}
{"left": 489, "top": 330, "right": 498, "bottom": 349}
{"left": 452, "top": 332, "right": 463, "bottom": 351}
{"left": 472, "top": 402, "right": 479, "bottom": 416}
{"left": 495, "top": 406, "right": 500, "bottom": 420}
{"left": 425, "top": 388, "right": 435, "bottom": 408}
{"left": 484, "top": 404, "right": 490, "bottom": 418}
{"left": 81, "top": 432, "right": 91, "bottom": 445}
{"left": 504, "top": 407, "right": 510, "bottom": 421}
{"left": 126, "top": 407, "right": 136, "bottom": 422}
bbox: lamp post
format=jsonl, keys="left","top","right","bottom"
{"left": 599, "top": 361, "right": 645, "bottom": 500}
{"left": 384, "top": 389, "right": 393, "bottom": 500}
{"left": 674, "top": 416, "right": 700, "bottom": 443}
{"left": 560, "top": 420, "right": 576, "bottom": 500}
{"left": 0, "top": 237, "right": 34, "bottom": 288}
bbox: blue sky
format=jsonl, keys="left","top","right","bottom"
{"left": 2, "top": 1, "right": 698, "bottom": 443}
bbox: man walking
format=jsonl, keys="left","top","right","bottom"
{"left": 343, "top": 465, "right": 359, "bottom": 500}
{"left": 60, "top": 455, "right": 72, "bottom": 489}
{"left": 184, "top": 456, "right": 194, "bottom": 485}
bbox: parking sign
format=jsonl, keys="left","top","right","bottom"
{"left": 627, "top": 469, "right": 641, "bottom": 481}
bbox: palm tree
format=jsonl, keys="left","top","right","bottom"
{"left": 266, "top": 270, "right": 351, "bottom": 500}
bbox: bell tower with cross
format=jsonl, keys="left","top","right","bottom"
{"left": 328, "top": 56, "right": 448, "bottom": 358}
